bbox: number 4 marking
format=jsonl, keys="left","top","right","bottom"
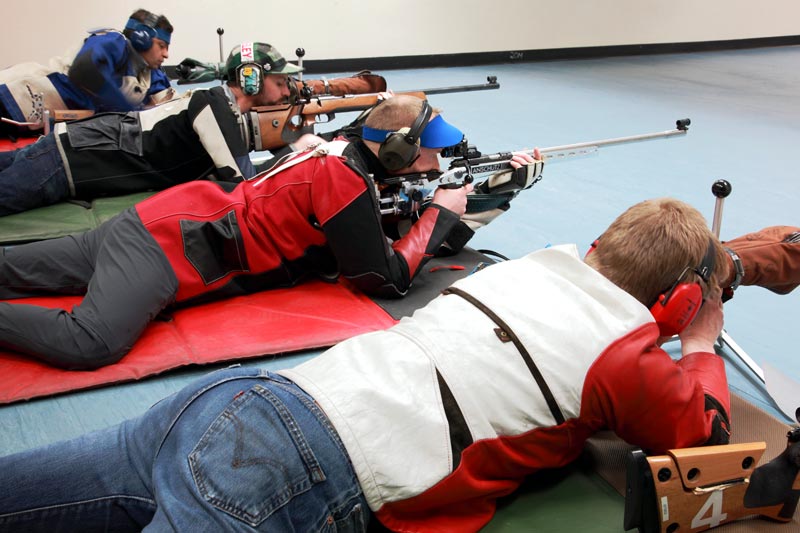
{"left": 691, "top": 491, "right": 728, "bottom": 529}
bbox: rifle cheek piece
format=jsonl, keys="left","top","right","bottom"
{"left": 242, "top": 111, "right": 263, "bottom": 152}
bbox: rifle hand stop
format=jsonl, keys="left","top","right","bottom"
{"left": 477, "top": 158, "right": 544, "bottom": 195}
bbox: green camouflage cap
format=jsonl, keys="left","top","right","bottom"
{"left": 224, "top": 42, "right": 302, "bottom": 80}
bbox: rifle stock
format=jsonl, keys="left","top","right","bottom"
{"left": 249, "top": 91, "right": 427, "bottom": 151}
{"left": 624, "top": 435, "right": 800, "bottom": 533}
{"left": 52, "top": 110, "right": 95, "bottom": 122}
{"left": 246, "top": 77, "right": 499, "bottom": 152}
{"left": 1, "top": 109, "right": 95, "bottom": 135}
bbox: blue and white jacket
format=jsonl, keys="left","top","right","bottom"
{"left": 0, "top": 30, "right": 171, "bottom": 127}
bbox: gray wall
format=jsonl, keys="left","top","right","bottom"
{"left": 3, "top": 0, "right": 800, "bottom": 68}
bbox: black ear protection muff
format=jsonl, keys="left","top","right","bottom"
{"left": 649, "top": 238, "right": 716, "bottom": 337}
{"left": 126, "top": 12, "right": 160, "bottom": 52}
{"left": 377, "top": 100, "right": 433, "bottom": 171}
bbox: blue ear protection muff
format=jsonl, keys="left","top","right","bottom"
{"left": 376, "top": 100, "right": 433, "bottom": 171}
{"left": 125, "top": 12, "right": 160, "bottom": 52}
{"left": 649, "top": 238, "right": 716, "bottom": 337}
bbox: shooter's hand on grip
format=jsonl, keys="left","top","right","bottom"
{"left": 291, "top": 133, "right": 326, "bottom": 152}
{"left": 431, "top": 181, "right": 474, "bottom": 217}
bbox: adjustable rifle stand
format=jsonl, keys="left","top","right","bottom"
{"left": 624, "top": 428, "right": 800, "bottom": 532}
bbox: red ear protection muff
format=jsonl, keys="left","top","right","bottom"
{"left": 377, "top": 100, "right": 433, "bottom": 171}
{"left": 585, "top": 237, "right": 600, "bottom": 257}
{"left": 649, "top": 278, "right": 705, "bottom": 337}
{"left": 649, "top": 239, "right": 716, "bottom": 337}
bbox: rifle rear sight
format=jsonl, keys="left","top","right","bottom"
{"left": 440, "top": 140, "right": 481, "bottom": 159}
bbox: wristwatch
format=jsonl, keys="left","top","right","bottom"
{"left": 722, "top": 247, "right": 744, "bottom": 301}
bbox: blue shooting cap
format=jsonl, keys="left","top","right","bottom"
{"left": 362, "top": 114, "right": 464, "bottom": 149}
{"left": 419, "top": 115, "right": 464, "bottom": 148}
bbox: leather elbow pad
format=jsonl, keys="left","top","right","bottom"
{"left": 68, "top": 51, "right": 107, "bottom": 93}
{"left": 704, "top": 394, "right": 731, "bottom": 446}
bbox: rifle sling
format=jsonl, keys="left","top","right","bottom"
{"left": 465, "top": 192, "right": 516, "bottom": 213}
{"left": 442, "top": 285, "right": 566, "bottom": 425}
{"left": 250, "top": 140, "right": 349, "bottom": 187}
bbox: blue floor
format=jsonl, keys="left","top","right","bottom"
{"left": 1, "top": 45, "right": 798, "bottom": 456}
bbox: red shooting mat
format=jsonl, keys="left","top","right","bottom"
{"left": 0, "top": 280, "right": 397, "bottom": 404}
{"left": 0, "top": 136, "right": 37, "bottom": 152}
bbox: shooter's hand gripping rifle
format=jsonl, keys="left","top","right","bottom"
{"left": 378, "top": 119, "right": 692, "bottom": 217}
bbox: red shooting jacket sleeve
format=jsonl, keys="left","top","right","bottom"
{"left": 391, "top": 204, "right": 459, "bottom": 277}
{"left": 313, "top": 156, "right": 460, "bottom": 298}
{"left": 583, "top": 324, "right": 731, "bottom": 454}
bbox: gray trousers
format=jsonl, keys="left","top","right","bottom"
{"left": 0, "top": 209, "right": 179, "bottom": 369}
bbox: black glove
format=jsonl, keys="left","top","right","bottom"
{"left": 176, "top": 58, "right": 223, "bottom": 85}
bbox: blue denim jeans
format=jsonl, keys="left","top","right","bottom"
{"left": 0, "top": 134, "right": 70, "bottom": 216}
{"left": 0, "top": 367, "right": 369, "bottom": 532}
{"left": 0, "top": 149, "right": 16, "bottom": 172}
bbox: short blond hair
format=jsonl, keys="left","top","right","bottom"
{"left": 364, "top": 94, "right": 439, "bottom": 132}
{"left": 584, "top": 198, "right": 730, "bottom": 306}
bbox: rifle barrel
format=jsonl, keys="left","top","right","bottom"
{"left": 413, "top": 81, "right": 500, "bottom": 95}
{"left": 288, "top": 77, "right": 500, "bottom": 108}
{"left": 541, "top": 126, "right": 688, "bottom": 157}
{"left": 457, "top": 121, "right": 690, "bottom": 168}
